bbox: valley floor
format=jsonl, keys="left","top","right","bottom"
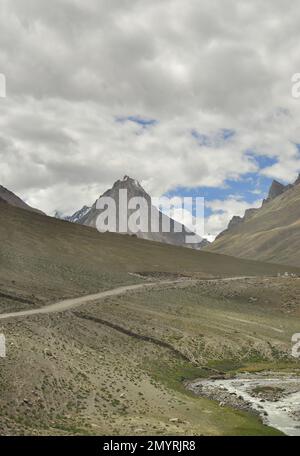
{"left": 0, "top": 276, "right": 299, "bottom": 435}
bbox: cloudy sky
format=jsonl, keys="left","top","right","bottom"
{"left": 1, "top": 0, "right": 300, "bottom": 239}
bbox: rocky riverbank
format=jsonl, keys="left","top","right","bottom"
{"left": 185, "top": 372, "right": 300, "bottom": 436}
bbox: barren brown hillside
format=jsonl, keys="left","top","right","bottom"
{"left": 207, "top": 180, "right": 300, "bottom": 267}
{"left": 1, "top": 201, "right": 299, "bottom": 311}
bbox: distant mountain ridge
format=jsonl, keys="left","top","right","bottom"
{"left": 55, "top": 205, "right": 91, "bottom": 224}
{"left": 207, "top": 173, "right": 300, "bottom": 267}
{"left": 0, "top": 185, "right": 43, "bottom": 214}
{"left": 58, "top": 176, "right": 210, "bottom": 250}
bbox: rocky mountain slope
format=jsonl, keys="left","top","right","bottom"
{"left": 59, "top": 176, "right": 209, "bottom": 250}
{"left": 1, "top": 200, "right": 297, "bottom": 309}
{"left": 55, "top": 205, "right": 91, "bottom": 223}
{"left": 1, "top": 194, "right": 300, "bottom": 436}
{"left": 207, "top": 174, "right": 300, "bottom": 267}
{"left": 0, "top": 185, "right": 43, "bottom": 214}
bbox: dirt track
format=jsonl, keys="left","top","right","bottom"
{"left": 0, "top": 279, "right": 193, "bottom": 320}
{"left": 0, "top": 276, "right": 255, "bottom": 321}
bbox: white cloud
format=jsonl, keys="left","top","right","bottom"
{"left": 205, "top": 198, "right": 262, "bottom": 239}
{"left": 155, "top": 195, "right": 262, "bottom": 241}
{"left": 0, "top": 0, "right": 300, "bottom": 236}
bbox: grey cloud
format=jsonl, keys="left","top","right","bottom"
{"left": 0, "top": 0, "right": 300, "bottom": 227}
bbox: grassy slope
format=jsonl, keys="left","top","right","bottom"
{"left": 0, "top": 202, "right": 299, "bottom": 311}
{"left": 2, "top": 277, "right": 298, "bottom": 435}
{"left": 82, "top": 277, "right": 300, "bottom": 364}
{"left": 1, "top": 203, "right": 300, "bottom": 435}
{"left": 207, "top": 183, "right": 300, "bottom": 267}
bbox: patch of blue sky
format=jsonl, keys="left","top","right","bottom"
{"left": 246, "top": 149, "right": 278, "bottom": 171}
{"left": 116, "top": 115, "right": 158, "bottom": 128}
{"left": 164, "top": 186, "right": 228, "bottom": 218}
{"left": 191, "top": 130, "right": 210, "bottom": 146}
{"left": 225, "top": 173, "right": 272, "bottom": 201}
{"left": 191, "top": 128, "right": 235, "bottom": 146}
{"left": 221, "top": 128, "right": 236, "bottom": 141}
{"left": 163, "top": 170, "right": 274, "bottom": 218}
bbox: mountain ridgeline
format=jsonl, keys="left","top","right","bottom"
{"left": 207, "top": 174, "right": 300, "bottom": 267}
{"left": 2, "top": 174, "right": 300, "bottom": 267}
{"left": 0, "top": 185, "right": 43, "bottom": 215}
{"left": 58, "top": 176, "right": 210, "bottom": 250}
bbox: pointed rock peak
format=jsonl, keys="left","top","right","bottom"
{"left": 267, "top": 180, "right": 286, "bottom": 200}
{"left": 112, "top": 175, "right": 146, "bottom": 193}
{"left": 228, "top": 215, "right": 243, "bottom": 229}
{"left": 121, "top": 175, "right": 142, "bottom": 187}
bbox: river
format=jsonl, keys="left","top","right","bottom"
{"left": 186, "top": 373, "right": 300, "bottom": 436}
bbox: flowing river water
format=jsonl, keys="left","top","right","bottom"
{"left": 186, "top": 373, "right": 300, "bottom": 435}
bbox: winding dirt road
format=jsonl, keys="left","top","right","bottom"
{"left": 0, "top": 276, "right": 262, "bottom": 322}
{"left": 0, "top": 279, "right": 197, "bottom": 321}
